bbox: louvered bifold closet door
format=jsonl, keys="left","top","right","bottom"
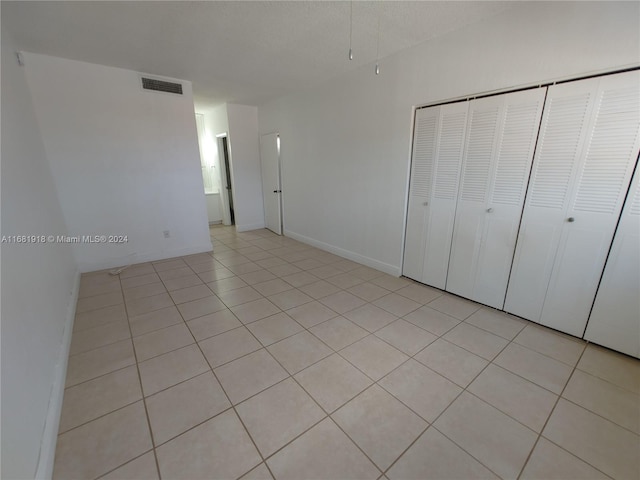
{"left": 403, "top": 102, "right": 468, "bottom": 287}
{"left": 505, "top": 70, "right": 640, "bottom": 337}
{"left": 446, "top": 88, "right": 546, "bottom": 309}
{"left": 585, "top": 163, "right": 640, "bottom": 358}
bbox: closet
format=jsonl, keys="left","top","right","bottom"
{"left": 446, "top": 89, "right": 545, "bottom": 309}
{"left": 584, "top": 164, "right": 640, "bottom": 359}
{"left": 403, "top": 69, "right": 640, "bottom": 353}
{"left": 505, "top": 71, "right": 640, "bottom": 337}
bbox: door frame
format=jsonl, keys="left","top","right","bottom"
{"left": 260, "top": 132, "right": 284, "bottom": 235}
{"left": 216, "top": 133, "right": 234, "bottom": 226}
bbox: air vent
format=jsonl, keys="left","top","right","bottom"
{"left": 141, "top": 77, "right": 183, "bottom": 95}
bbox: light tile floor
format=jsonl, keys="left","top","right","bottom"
{"left": 54, "top": 225, "right": 640, "bottom": 479}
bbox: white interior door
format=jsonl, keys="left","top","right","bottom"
{"left": 260, "top": 133, "right": 282, "bottom": 235}
{"left": 447, "top": 88, "right": 546, "bottom": 309}
{"left": 403, "top": 102, "right": 468, "bottom": 288}
{"left": 505, "top": 71, "right": 640, "bottom": 336}
{"left": 585, "top": 164, "right": 640, "bottom": 358}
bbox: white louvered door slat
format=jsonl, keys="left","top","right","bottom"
{"left": 585, "top": 163, "right": 640, "bottom": 358}
{"left": 506, "top": 70, "right": 640, "bottom": 337}
{"left": 403, "top": 106, "right": 440, "bottom": 282}
{"left": 447, "top": 88, "right": 546, "bottom": 308}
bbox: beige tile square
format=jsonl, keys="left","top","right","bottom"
{"left": 387, "top": 427, "right": 498, "bottom": 480}
{"left": 163, "top": 274, "right": 203, "bottom": 292}
{"left": 217, "top": 286, "right": 263, "bottom": 307}
{"left": 66, "top": 339, "right": 136, "bottom": 387}
{"left": 268, "top": 331, "right": 333, "bottom": 374}
{"left": 427, "top": 294, "right": 481, "bottom": 320}
{"left": 325, "top": 272, "right": 364, "bottom": 289}
{"left": 133, "top": 323, "right": 194, "bottom": 361}
{"left": 257, "top": 256, "right": 289, "bottom": 269}
{"left": 514, "top": 324, "right": 585, "bottom": 366}
{"left": 168, "top": 284, "right": 213, "bottom": 304}
{"left": 379, "top": 359, "right": 461, "bottom": 422}
{"left": 266, "top": 418, "right": 379, "bottom": 480}
{"left": 247, "top": 312, "right": 304, "bottom": 346}
{"left": 494, "top": 343, "right": 573, "bottom": 394}
{"left": 157, "top": 266, "right": 194, "bottom": 281}
{"left": 369, "top": 275, "right": 412, "bottom": 292}
{"left": 197, "top": 267, "right": 235, "bottom": 283}
{"left": 177, "top": 295, "right": 227, "bottom": 320}
{"left": 199, "top": 326, "right": 261, "bottom": 367}
{"left": 138, "top": 344, "right": 209, "bottom": 396}
{"left": 126, "top": 293, "right": 174, "bottom": 317}
{"left": 373, "top": 293, "right": 421, "bottom": 317}
{"left": 520, "top": 437, "right": 609, "bottom": 480}
{"left": 375, "top": 319, "right": 437, "bottom": 355}
{"left": 252, "top": 278, "right": 294, "bottom": 296}
{"left": 207, "top": 276, "right": 248, "bottom": 294}
{"left": 435, "top": 392, "right": 537, "bottom": 479}
{"left": 343, "top": 304, "right": 398, "bottom": 333}
{"left": 292, "top": 258, "right": 325, "bottom": 270}
{"left": 443, "top": 322, "right": 508, "bottom": 360}
{"left": 231, "top": 298, "right": 281, "bottom": 324}
{"left": 395, "top": 283, "right": 443, "bottom": 304}
{"left": 239, "top": 269, "right": 278, "bottom": 284}
{"left": 577, "top": 344, "right": 640, "bottom": 394}
{"left": 299, "top": 279, "right": 342, "bottom": 299}
{"left": 190, "top": 259, "right": 221, "bottom": 273}
{"left": 543, "top": 399, "right": 639, "bottom": 479}
{"left": 214, "top": 349, "right": 288, "bottom": 404}
{"left": 118, "top": 263, "right": 156, "bottom": 279}
{"left": 237, "top": 378, "right": 325, "bottom": 457}
{"left": 267, "top": 263, "right": 303, "bottom": 277}
{"left": 53, "top": 401, "right": 152, "bottom": 480}
{"left": 415, "top": 338, "right": 488, "bottom": 387}
{"left": 76, "top": 291, "right": 124, "bottom": 314}
{"left": 227, "top": 262, "right": 263, "bottom": 275}
{"left": 240, "top": 463, "right": 273, "bottom": 480}
{"left": 347, "top": 282, "right": 390, "bottom": 302}
{"left": 186, "top": 309, "right": 242, "bottom": 341}
{"left": 74, "top": 304, "right": 127, "bottom": 333}
{"left": 340, "top": 335, "right": 409, "bottom": 381}
{"left": 69, "top": 319, "right": 131, "bottom": 355}
{"left": 469, "top": 364, "right": 558, "bottom": 432}
{"left": 153, "top": 259, "right": 187, "bottom": 272}
{"left": 268, "top": 289, "right": 313, "bottom": 310}
{"left": 282, "top": 271, "right": 320, "bottom": 288}
{"left": 350, "top": 266, "right": 385, "bottom": 281}
{"left": 333, "top": 385, "right": 427, "bottom": 470}
{"left": 286, "top": 301, "right": 337, "bottom": 328}
{"left": 465, "top": 307, "right": 526, "bottom": 340}
{"left": 319, "top": 291, "right": 367, "bottom": 314}
{"left": 59, "top": 365, "right": 142, "bottom": 433}
{"left": 308, "top": 265, "right": 343, "bottom": 280}
{"left": 403, "top": 305, "right": 460, "bottom": 336}
{"left": 294, "top": 354, "right": 372, "bottom": 413}
{"left": 101, "top": 452, "right": 159, "bottom": 480}
{"left": 156, "top": 410, "right": 261, "bottom": 480}
{"left": 563, "top": 369, "right": 639, "bottom": 434}
{"left": 123, "top": 282, "right": 167, "bottom": 301}
{"left": 120, "top": 272, "right": 161, "bottom": 290}
{"left": 78, "top": 277, "right": 121, "bottom": 299}
{"left": 146, "top": 372, "right": 230, "bottom": 445}
{"left": 129, "top": 306, "right": 183, "bottom": 337}
{"left": 310, "top": 316, "right": 369, "bottom": 351}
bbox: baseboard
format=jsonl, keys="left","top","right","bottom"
{"left": 236, "top": 222, "right": 266, "bottom": 233}
{"left": 35, "top": 269, "right": 81, "bottom": 480}
{"left": 77, "top": 242, "right": 214, "bottom": 273}
{"left": 284, "top": 229, "right": 401, "bottom": 276}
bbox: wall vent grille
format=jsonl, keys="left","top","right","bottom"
{"left": 141, "top": 77, "right": 183, "bottom": 95}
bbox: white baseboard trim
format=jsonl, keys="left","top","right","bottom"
{"left": 35, "top": 269, "right": 81, "bottom": 480}
{"left": 77, "top": 242, "right": 214, "bottom": 273}
{"left": 284, "top": 230, "right": 401, "bottom": 276}
{"left": 235, "top": 222, "right": 266, "bottom": 233}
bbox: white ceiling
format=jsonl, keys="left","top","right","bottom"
{"left": 3, "top": 1, "right": 515, "bottom": 109}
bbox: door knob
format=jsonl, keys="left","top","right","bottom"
{"left": 273, "top": 190, "right": 278, "bottom": 193}
{"left": 567, "top": 217, "right": 575, "bottom": 222}
{"left": 486, "top": 207, "right": 493, "bottom": 213}
{"left": 423, "top": 201, "right": 429, "bottom": 206}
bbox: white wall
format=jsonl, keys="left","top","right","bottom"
{"left": 258, "top": 1, "right": 640, "bottom": 275}
{"left": 227, "top": 104, "right": 265, "bottom": 232}
{"left": 23, "top": 53, "right": 212, "bottom": 272}
{"left": 1, "top": 30, "right": 79, "bottom": 479}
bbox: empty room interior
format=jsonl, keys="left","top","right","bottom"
{"left": 2, "top": 1, "right": 640, "bottom": 479}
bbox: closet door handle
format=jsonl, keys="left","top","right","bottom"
{"left": 423, "top": 201, "right": 429, "bottom": 206}
{"left": 486, "top": 208, "right": 493, "bottom": 213}
{"left": 567, "top": 217, "right": 575, "bottom": 223}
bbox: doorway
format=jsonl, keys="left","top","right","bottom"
{"left": 260, "top": 133, "right": 282, "bottom": 235}
{"left": 217, "top": 135, "right": 235, "bottom": 225}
